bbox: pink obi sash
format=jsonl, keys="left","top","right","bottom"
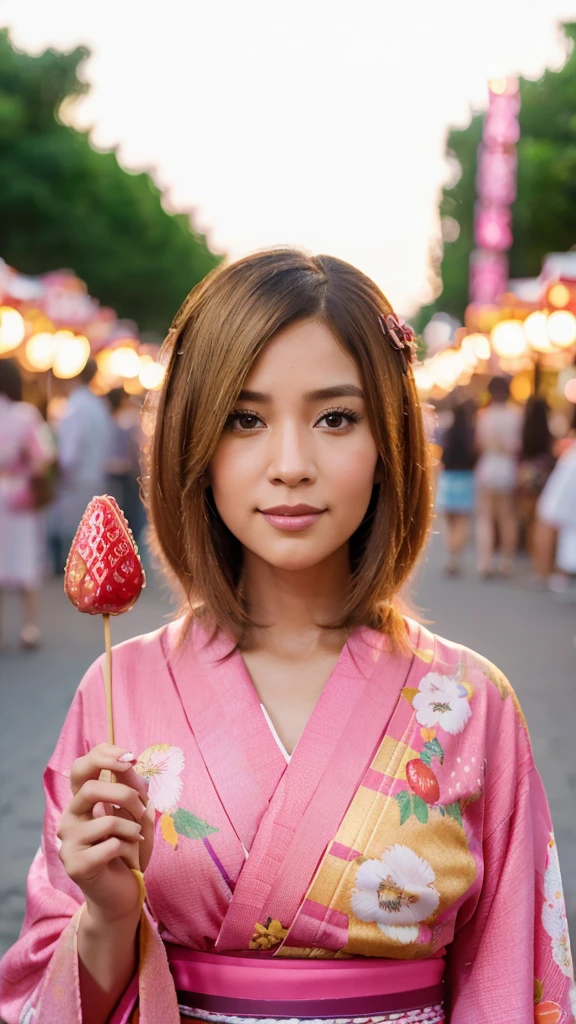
{"left": 165, "top": 946, "right": 445, "bottom": 1017}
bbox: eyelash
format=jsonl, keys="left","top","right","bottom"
{"left": 225, "top": 406, "right": 362, "bottom": 433}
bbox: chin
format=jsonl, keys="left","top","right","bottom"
{"left": 252, "top": 543, "right": 342, "bottom": 573}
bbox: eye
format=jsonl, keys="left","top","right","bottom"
{"left": 316, "top": 407, "right": 361, "bottom": 430}
{"left": 226, "top": 410, "right": 264, "bottom": 432}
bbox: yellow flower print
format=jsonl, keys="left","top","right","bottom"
{"left": 161, "top": 812, "right": 179, "bottom": 850}
{"left": 249, "top": 918, "right": 288, "bottom": 950}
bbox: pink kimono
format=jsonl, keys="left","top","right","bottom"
{"left": 0, "top": 618, "right": 574, "bottom": 1024}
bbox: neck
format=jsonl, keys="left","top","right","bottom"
{"left": 241, "top": 545, "right": 351, "bottom": 656}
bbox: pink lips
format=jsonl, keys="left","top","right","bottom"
{"left": 259, "top": 504, "right": 326, "bottom": 533}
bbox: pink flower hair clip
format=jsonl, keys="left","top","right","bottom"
{"left": 378, "top": 313, "right": 417, "bottom": 375}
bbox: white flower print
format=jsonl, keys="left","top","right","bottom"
{"left": 542, "top": 835, "right": 574, "bottom": 978}
{"left": 351, "top": 844, "right": 440, "bottom": 945}
{"left": 412, "top": 671, "right": 471, "bottom": 735}
{"left": 135, "top": 744, "right": 185, "bottom": 813}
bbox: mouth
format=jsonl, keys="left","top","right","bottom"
{"left": 258, "top": 506, "right": 326, "bottom": 533}
{"left": 259, "top": 505, "right": 326, "bottom": 516}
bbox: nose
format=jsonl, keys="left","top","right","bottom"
{"left": 267, "top": 419, "right": 318, "bottom": 487}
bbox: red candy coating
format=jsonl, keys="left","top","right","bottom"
{"left": 64, "top": 495, "right": 146, "bottom": 615}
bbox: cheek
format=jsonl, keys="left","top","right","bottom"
{"left": 326, "top": 438, "right": 379, "bottom": 496}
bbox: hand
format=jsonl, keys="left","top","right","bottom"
{"left": 57, "top": 743, "right": 155, "bottom": 924}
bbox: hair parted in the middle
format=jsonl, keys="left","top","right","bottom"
{"left": 146, "top": 246, "right": 432, "bottom": 648}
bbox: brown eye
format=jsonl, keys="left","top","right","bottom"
{"left": 226, "top": 410, "right": 263, "bottom": 431}
{"left": 237, "top": 414, "right": 259, "bottom": 429}
{"left": 316, "top": 408, "right": 361, "bottom": 430}
{"left": 325, "top": 412, "right": 345, "bottom": 428}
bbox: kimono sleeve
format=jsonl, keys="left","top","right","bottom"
{"left": 0, "top": 652, "right": 181, "bottom": 1024}
{"left": 0, "top": 658, "right": 101, "bottom": 1023}
{"left": 446, "top": 760, "right": 576, "bottom": 1023}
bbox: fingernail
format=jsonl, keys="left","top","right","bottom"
{"left": 118, "top": 752, "right": 136, "bottom": 763}
{"left": 143, "top": 777, "right": 151, "bottom": 788}
{"left": 137, "top": 834, "right": 146, "bottom": 842}
{"left": 112, "top": 803, "right": 121, "bottom": 810}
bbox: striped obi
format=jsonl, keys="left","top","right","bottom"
{"left": 166, "top": 947, "right": 445, "bottom": 1024}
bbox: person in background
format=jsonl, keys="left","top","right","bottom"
{"left": 48, "top": 358, "right": 113, "bottom": 572}
{"left": 105, "top": 388, "right": 146, "bottom": 542}
{"left": 436, "top": 399, "right": 477, "bottom": 575}
{"left": 536, "top": 434, "right": 576, "bottom": 597}
{"left": 516, "top": 396, "right": 556, "bottom": 574}
{"left": 474, "top": 376, "right": 523, "bottom": 578}
{"left": 0, "top": 359, "right": 55, "bottom": 648}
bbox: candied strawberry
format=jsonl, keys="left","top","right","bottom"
{"left": 64, "top": 495, "right": 145, "bottom": 615}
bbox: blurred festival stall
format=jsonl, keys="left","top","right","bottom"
{"left": 0, "top": 257, "right": 166, "bottom": 421}
{"left": 414, "top": 78, "right": 576, "bottom": 422}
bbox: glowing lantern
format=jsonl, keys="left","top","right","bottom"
{"left": 459, "top": 337, "right": 479, "bottom": 368}
{"left": 466, "top": 333, "right": 491, "bottom": 360}
{"left": 565, "top": 378, "right": 576, "bottom": 403}
{"left": 510, "top": 374, "right": 532, "bottom": 403}
{"left": 547, "top": 310, "right": 576, "bottom": 349}
{"left": 109, "top": 346, "right": 141, "bottom": 379}
{"left": 52, "top": 334, "right": 91, "bottom": 379}
{"left": 26, "top": 332, "right": 56, "bottom": 371}
{"left": 490, "top": 320, "right": 527, "bottom": 358}
{"left": 430, "top": 349, "right": 465, "bottom": 392}
{"left": 138, "top": 356, "right": 166, "bottom": 391}
{"left": 523, "top": 312, "right": 554, "bottom": 354}
{"left": 548, "top": 283, "right": 571, "bottom": 309}
{"left": 0, "top": 307, "right": 25, "bottom": 354}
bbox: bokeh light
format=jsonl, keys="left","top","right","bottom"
{"left": 523, "top": 311, "right": 554, "bottom": 354}
{"left": 25, "top": 332, "right": 55, "bottom": 371}
{"left": 138, "top": 355, "right": 166, "bottom": 390}
{"left": 548, "top": 283, "right": 571, "bottom": 309}
{"left": 547, "top": 310, "right": 576, "bottom": 349}
{"left": 52, "top": 333, "right": 91, "bottom": 379}
{"left": 466, "top": 333, "right": 491, "bottom": 360}
{"left": 510, "top": 374, "right": 532, "bottom": 403}
{"left": 109, "top": 346, "right": 141, "bottom": 378}
{"left": 0, "top": 307, "right": 25, "bottom": 354}
{"left": 490, "top": 320, "right": 528, "bottom": 358}
{"left": 565, "top": 378, "right": 576, "bottom": 404}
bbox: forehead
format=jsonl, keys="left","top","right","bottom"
{"left": 244, "top": 319, "right": 361, "bottom": 388}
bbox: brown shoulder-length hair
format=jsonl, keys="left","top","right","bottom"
{"left": 145, "top": 247, "right": 432, "bottom": 649}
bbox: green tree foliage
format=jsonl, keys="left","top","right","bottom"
{"left": 419, "top": 22, "right": 576, "bottom": 327}
{"left": 0, "top": 29, "right": 221, "bottom": 334}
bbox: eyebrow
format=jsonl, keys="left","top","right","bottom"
{"left": 237, "top": 384, "right": 365, "bottom": 403}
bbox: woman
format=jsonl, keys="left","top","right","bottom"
{"left": 537, "top": 436, "right": 576, "bottom": 594}
{"left": 436, "top": 400, "right": 476, "bottom": 576}
{"left": 474, "top": 376, "right": 523, "bottom": 577}
{"left": 0, "top": 358, "right": 55, "bottom": 648}
{"left": 516, "top": 396, "right": 556, "bottom": 571}
{"left": 0, "top": 250, "right": 574, "bottom": 1024}
{"left": 105, "top": 388, "right": 146, "bottom": 543}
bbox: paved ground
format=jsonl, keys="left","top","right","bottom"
{"left": 0, "top": 530, "right": 574, "bottom": 959}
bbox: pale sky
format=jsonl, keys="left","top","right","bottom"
{"left": 2, "top": 0, "right": 576, "bottom": 315}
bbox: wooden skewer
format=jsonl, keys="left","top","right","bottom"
{"left": 102, "top": 613, "right": 116, "bottom": 783}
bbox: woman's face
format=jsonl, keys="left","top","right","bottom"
{"left": 208, "top": 319, "right": 380, "bottom": 572}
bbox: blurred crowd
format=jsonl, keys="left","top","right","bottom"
{"left": 435, "top": 376, "right": 576, "bottom": 591}
{"left": 2, "top": 356, "right": 576, "bottom": 651}
{"left": 0, "top": 357, "right": 146, "bottom": 649}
